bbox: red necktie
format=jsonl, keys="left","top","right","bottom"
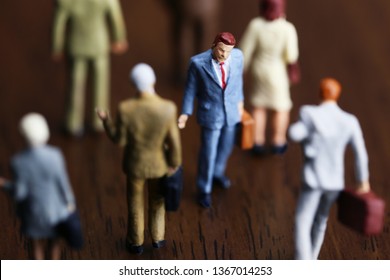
{"left": 220, "top": 62, "right": 226, "bottom": 89}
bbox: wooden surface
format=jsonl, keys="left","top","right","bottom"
{"left": 1, "top": 0, "right": 390, "bottom": 260}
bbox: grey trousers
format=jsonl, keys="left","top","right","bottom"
{"left": 294, "top": 186, "right": 340, "bottom": 260}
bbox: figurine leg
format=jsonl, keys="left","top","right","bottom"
{"left": 66, "top": 57, "right": 87, "bottom": 135}
{"left": 197, "top": 127, "right": 220, "bottom": 194}
{"left": 49, "top": 238, "right": 61, "bottom": 260}
{"left": 252, "top": 107, "right": 267, "bottom": 146}
{"left": 148, "top": 178, "right": 166, "bottom": 244}
{"left": 311, "top": 191, "right": 340, "bottom": 259}
{"left": 92, "top": 55, "right": 109, "bottom": 132}
{"left": 294, "top": 186, "right": 322, "bottom": 260}
{"left": 32, "top": 239, "right": 45, "bottom": 260}
{"left": 126, "top": 178, "right": 145, "bottom": 246}
{"left": 213, "top": 125, "right": 236, "bottom": 179}
{"left": 271, "top": 110, "right": 289, "bottom": 146}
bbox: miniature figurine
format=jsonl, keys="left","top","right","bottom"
{"left": 289, "top": 78, "right": 370, "bottom": 260}
{"left": 178, "top": 32, "right": 244, "bottom": 208}
{"left": 0, "top": 113, "right": 77, "bottom": 260}
{"left": 52, "top": 0, "right": 128, "bottom": 136}
{"left": 96, "top": 63, "right": 182, "bottom": 255}
{"left": 161, "top": 0, "right": 221, "bottom": 84}
{"left": 239, "top": 0, "right": 300, "bottom": 155}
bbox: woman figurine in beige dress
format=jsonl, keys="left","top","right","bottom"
{"left": 239, "top": 0, "right": 300, "bottom": 155}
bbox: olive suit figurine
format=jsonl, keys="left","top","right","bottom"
{"left": 289, "top": 78, "right": 370, "bottom": 259}
{"left": 239, "top": 0, "right": 300, "bottom": 155}
{"left": 52, "top": 0, "right": 128, "bottom": 136}
{"left": 96, "top": 63, "right": 182, "bottom": 255}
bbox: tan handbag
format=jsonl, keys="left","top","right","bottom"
{"left": 236, "top": 110, "right": 254, "bottom": 150}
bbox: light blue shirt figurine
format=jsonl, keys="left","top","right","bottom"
{"left": 289, "top": 78, "right": 370, "bottom": 259}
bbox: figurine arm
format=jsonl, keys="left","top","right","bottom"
{"left": 0, "top": 178, "right": 21, "bottom": 198}
{"left": 238, "top": 101, "right": 244, "bottom": 117}
{"left": 287, "top": 62, "right": 301, "bottom": 85}
{"left": 7, "top": 162, "right": 28, "bottom": 202}
{"left": 236, "top": 50, "right": 245, "bottom": 103}
{"left": 177, "top": 114, "right": 188, "bottom": 129}
{"left": 239, "top": 19, "right": 257, "bottom": 72}
{"left": 179, "top": 61, "right": 198, "bottom": 128}
{"left": 284, "top": 23, "right": 300, "bottom": 84}
{"left": 288, "top": 108, "right": 310, "bottom": 142}
{"left": 56, "top": 150, "right": 76, "bottom": 210}
{"left": 96, "top": 107, "right": 126, "bottom": 145}
{"left": 0, "top": 177, "right": 11, "bottom": 190}
{"left": 349, "top": 117, "right": 370, "bottom": 192}
{"left": 52, "top": 0, "right": 70, "bottom": 60}
{"left": 107, "top": 0, "right": 128, "bottom": 54}
{"left": 166, "top": 106, "right": 182, "bottom": 170}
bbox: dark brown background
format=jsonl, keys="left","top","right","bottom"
{"left": 0, "top": 0, "right": 389, "bottom": 260}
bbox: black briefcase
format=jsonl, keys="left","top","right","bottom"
{"left": 55, "top": 210, "right": 84, "bottom": 249}
{"left": 161, "top": 166, "right": 183, "bottom": 211}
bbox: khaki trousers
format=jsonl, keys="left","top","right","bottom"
{"left": 126, "top": 177, "right": 165, "bottom": 246}
{"left": 66, "top": 55, "right": 109, "bottom": 133}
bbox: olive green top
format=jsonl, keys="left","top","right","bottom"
{"left": 52, "top": 0, "right": 127, "bottom": 56}
{"left": 103, "top": 94, "right": 182, "bottom": 179}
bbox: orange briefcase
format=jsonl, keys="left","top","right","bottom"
{"left": 236, "top": 110, "right": 254, "bottom": 150}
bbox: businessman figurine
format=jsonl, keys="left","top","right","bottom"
{"left": 96, "top": 63, "right": 182, "bottom": 254}
{"left": 289, "top": 78, "right": 370, "bottom": 260}
{"left": 52, "top": 0, "right": 128, "bottom": 136}
{"left": 178, "top": 32, "right": 244, "bottom": 208}
{"left": 240, "top": 0, "right": 300, "bottom": 155}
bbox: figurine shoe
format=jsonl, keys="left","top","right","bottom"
{"left": 126, "top": 242, "right": 144, "bottom": 255}
{"left": 213, "top": 176, "right": 231, "bottom": 189}
{"left": 271, "top": 143, "right": 288, "bottom": 155}
{"left": 197, "top": 192, "right": 212, "bottom": 208}
{"left": 251, "top": 144, "right": 267, "bottom": 156}
{"left": 152, "top": 240, "right": 166, "bottom": 249}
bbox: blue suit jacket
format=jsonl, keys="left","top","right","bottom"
{"left": 181, "top": 48, "right": 244, "bottom": 129}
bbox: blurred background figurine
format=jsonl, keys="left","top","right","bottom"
{"left": 52, "top": 0, "right": 128, "bottom": 136}
{"left": 161, "top": 0, "right": 221, "bottom": 84}
{"left": 0, "top": 113, "right": 77, "bottom": 259}
{"left": 178, "top": 32, "right": 244, "bottom": 208}
{"left": 239, "top": 0, "right": 300, "bottom": 155}
{"left": 289, "top": 78, "right": 370, "bottom": 260}
{"left": 96, "top": 63, "right": 182, "bottom": 255}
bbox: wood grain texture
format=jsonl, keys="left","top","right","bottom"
{"left": 0, "top": 0, "right": 389, "bottom": 260}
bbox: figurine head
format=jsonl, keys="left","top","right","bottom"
{"left": 211, "top": 32, "right": 236, "bottom": 63}
{"left": 259, "top": 0, "right": 285, "bottom": 21}
{"left": 320, "top": 78, "right": 341, "bottom": 102}
{"left": 19, "top": 113, "right": 50, "bottom": 147}
{"left": 130, "top": 63, "right": 156, "bottom": 94}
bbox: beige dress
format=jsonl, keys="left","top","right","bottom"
{"left": 239, "top": 17, "right": 299, "bottom": 111}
